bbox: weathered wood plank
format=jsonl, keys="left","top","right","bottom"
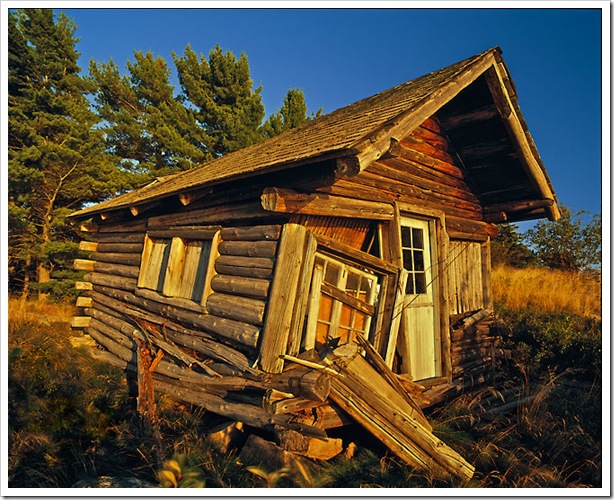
{"left": 259, "top": 224, "right": 308, "bottom": 373}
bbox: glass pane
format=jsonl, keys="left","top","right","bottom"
{"left": 415, "top": 272, "right": 427, "bottom": 294}
{"left": 412, "top": 227, "right": 424, "bottom": 249}
{"left": 405, "top": 276, "right": 415, "bottom": 295}
{"left": 401, "top": 227, "right": 412, "bottom": 248}
{"left": 403, "top": 249, "right": 414, "bottom": 271}
{"left": 413, "top": 250, "right": 424, "bottom": 272}
{"left": 318, "top": 295, "right": 334, "bottom": 322}
{"left": 346, "top": 272, "right": 360, "bottom": 296}
{"left": 324, "top": 263, "right": 341, "bottom": 285}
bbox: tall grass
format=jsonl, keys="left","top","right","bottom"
{"left": 492, "top": 265, "right": 601, "bottom": 318}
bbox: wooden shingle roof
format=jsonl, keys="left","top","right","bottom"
{"left": 71, "top": 47, "right": 558, "bottom": 221}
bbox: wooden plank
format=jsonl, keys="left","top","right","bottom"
{"left": 261, "top": 187, "right": 395, "bottom": 220}
{"left": 259, "top": 223, "right": 308, "bottom": 373}
{"left": 320, "top": 282, "right": 375, "bottom": 316}
{"left": 327, "top": 348, "right": 474, "bottom": 481}
{"left": 162, "top": 237, "right": 187, "bottom": 297}
{"left": 286, "top": 232, "right": 318, "bottom": 357}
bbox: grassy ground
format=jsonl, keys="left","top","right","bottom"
{"left": 6, "top": 266, "right": 603, "bottom": 488}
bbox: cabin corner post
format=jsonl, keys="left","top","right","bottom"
{"left": 258, "top": 223, "right": 309, "bottom": 373}
{"left": 436, "top": 218, "right": 453, "bottom": 382}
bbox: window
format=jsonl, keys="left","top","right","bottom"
{"left": 304, "top": 253, "right": 378, "bottom": 350}
{"left": 138, "top": 229, "right": 219, "bottom": 304}
{"left": 401, "top": 225, "right": 427, "bottom": 294}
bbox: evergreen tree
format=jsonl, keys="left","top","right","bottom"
{"left": 89, "top": 51, "right": 209, "bottom": 179}
{"left": 173, "top": 44, "right": 265, "bottom": 157}
{"left": 261, "top": 88, "right": 322, "bottom": 139}
{"left": 490, "top": 223, "right": 537, "bottom": 268}
{"left": 8, "top": 9, "right": 129, "bottom": 298}
{"left": 524, "top": 205, "right": 601, "bottom": 272}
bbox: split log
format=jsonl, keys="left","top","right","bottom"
{"left": 220, "top": 225, "right": 281, "bottom": 241}
{"left": 218, "top": 240, "right": 278, "bottom": 258}
{"left": 210, "top": 275, "right": 270, "bottom": 299}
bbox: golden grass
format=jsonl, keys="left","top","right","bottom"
{"left": 492, "top": 265, "right": 601, "bottom": 318}
{"left": 8, "top": 297, "right": 75, "bottom": 324}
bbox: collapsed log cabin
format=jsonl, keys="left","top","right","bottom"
{"left": 69, "top": 47, "right": 559, "bottom": 482}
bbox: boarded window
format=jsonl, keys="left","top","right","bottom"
{"left": 138, "top": 234, "right": 217, "bottom": 304}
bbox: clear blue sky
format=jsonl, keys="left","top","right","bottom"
{"left": 45, "top": 5, "right": 607, "bottom": 221}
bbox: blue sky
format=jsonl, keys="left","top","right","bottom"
{"left": 15, "top": 4, "right": 609, "bottom": 221}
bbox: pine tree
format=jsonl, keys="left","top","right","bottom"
{"left": 173, "top": 44, "right": 265, "bottom": 157}
{"left": 8, "top": 9, "right": 130, "bottom": 298}
{"left": 261, "top": 88, "right": 322, "bottom": 139}
{"left": 90, "top": 51, "right": 210, "bottom": 179}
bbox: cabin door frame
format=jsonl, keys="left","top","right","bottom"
{"left": 396, "top": 215, "right": 442, "bottom": 381}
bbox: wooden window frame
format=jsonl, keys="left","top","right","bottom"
{"left": 137, "top": 227, "right": 221, "bottom": 307}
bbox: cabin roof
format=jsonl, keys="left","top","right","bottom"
{"left": 71, "top": 47, "right": 559, "bottom": 222}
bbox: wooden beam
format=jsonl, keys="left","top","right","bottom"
{"left": 261, "top": 188, "right": 395, "bottom": 221}
{"left": 259, "top": 224, "right": 309, "bottom": 373}
{"left": 484, "top": 64, "right": 560, "bottom": 220}
{"left": 437, "top": 104, "right": 499, "bottom": 129}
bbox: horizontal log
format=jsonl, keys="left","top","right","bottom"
{"left": 91, "top": 284, "right": 260, "bottom": 349}
{"left": 396, "top": 142, "right": 466, "bottom": 180}
{"left": 437, "top": 105, "right": 500, "bottom": 130}
{"left": 76, "top": 260, "right": 139, "bottom": 278}
{"left": 218, "top": 240, "right": 277, "bottom": 258}
{"left": 446, "top": 216, "right": 499, "bottom": 239}
{"left": 398, "top": 136, "right": 459, "bottom": 166}
{"left": 96, "top": 242, "right": 144, "bottom": 254}
{"left": 262, "top": 187, "right": 395, "bottom": 220}
{"left": 87, "top": 291, "right": 253, "bottom": 370}
{"left": 205, "top": 293, "right": 267, "bottom": 326}
{"left": 79, "top": 232, "right": 145, "bottom": 244}
{"left": 215, "top": 255, "right": 275, "bottom": 279}
{"left": 147, "top": 226, "right": 221, "bottom": 240}
{"left": 220, "top": 225, "right": 282, "bottom": 241}
{"left": 482, "top": 199, "right": 555, "bottom": 223}
{"left": 210, "top": 274, "right": 270, "bottom": 299}
{"left": 147, "top": 201, "right": 270, "bottom": 228}
{"left": 83, "top": 272, "right": 138, "bottom": 291}
{"left": 89, "top": 252, "right": 141, "bottom": 266}
{"left": 86, "top": 327, "right": 133, "bottom": 362}
{"left": 98, "top": 219, "right": 147, "bottom": 233}
{"left": 134, "top": 287, "right": 205, "bottom": 314}
{"left": 89, "top": 317, "right": 134, "bottom": 349}
{"left": 75, "top": 281, "right": 93, "bottom": 291}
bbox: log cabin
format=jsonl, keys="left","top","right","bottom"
{"left": 69, "top": 47, "right": 558, "bottom": 481}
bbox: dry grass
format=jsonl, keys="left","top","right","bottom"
{"left": 492, "top": 265, "right": 601, "bottom": 318}
{"left": 8, "top": 297, "right": 75, "bottom": 324}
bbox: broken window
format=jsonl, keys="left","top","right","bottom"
{"left": 303, "top": 253, "right": 379, "bottom": 351}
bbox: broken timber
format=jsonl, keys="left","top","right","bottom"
{"left": 326, "top": 345, "right": 475, "bottom": 482}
